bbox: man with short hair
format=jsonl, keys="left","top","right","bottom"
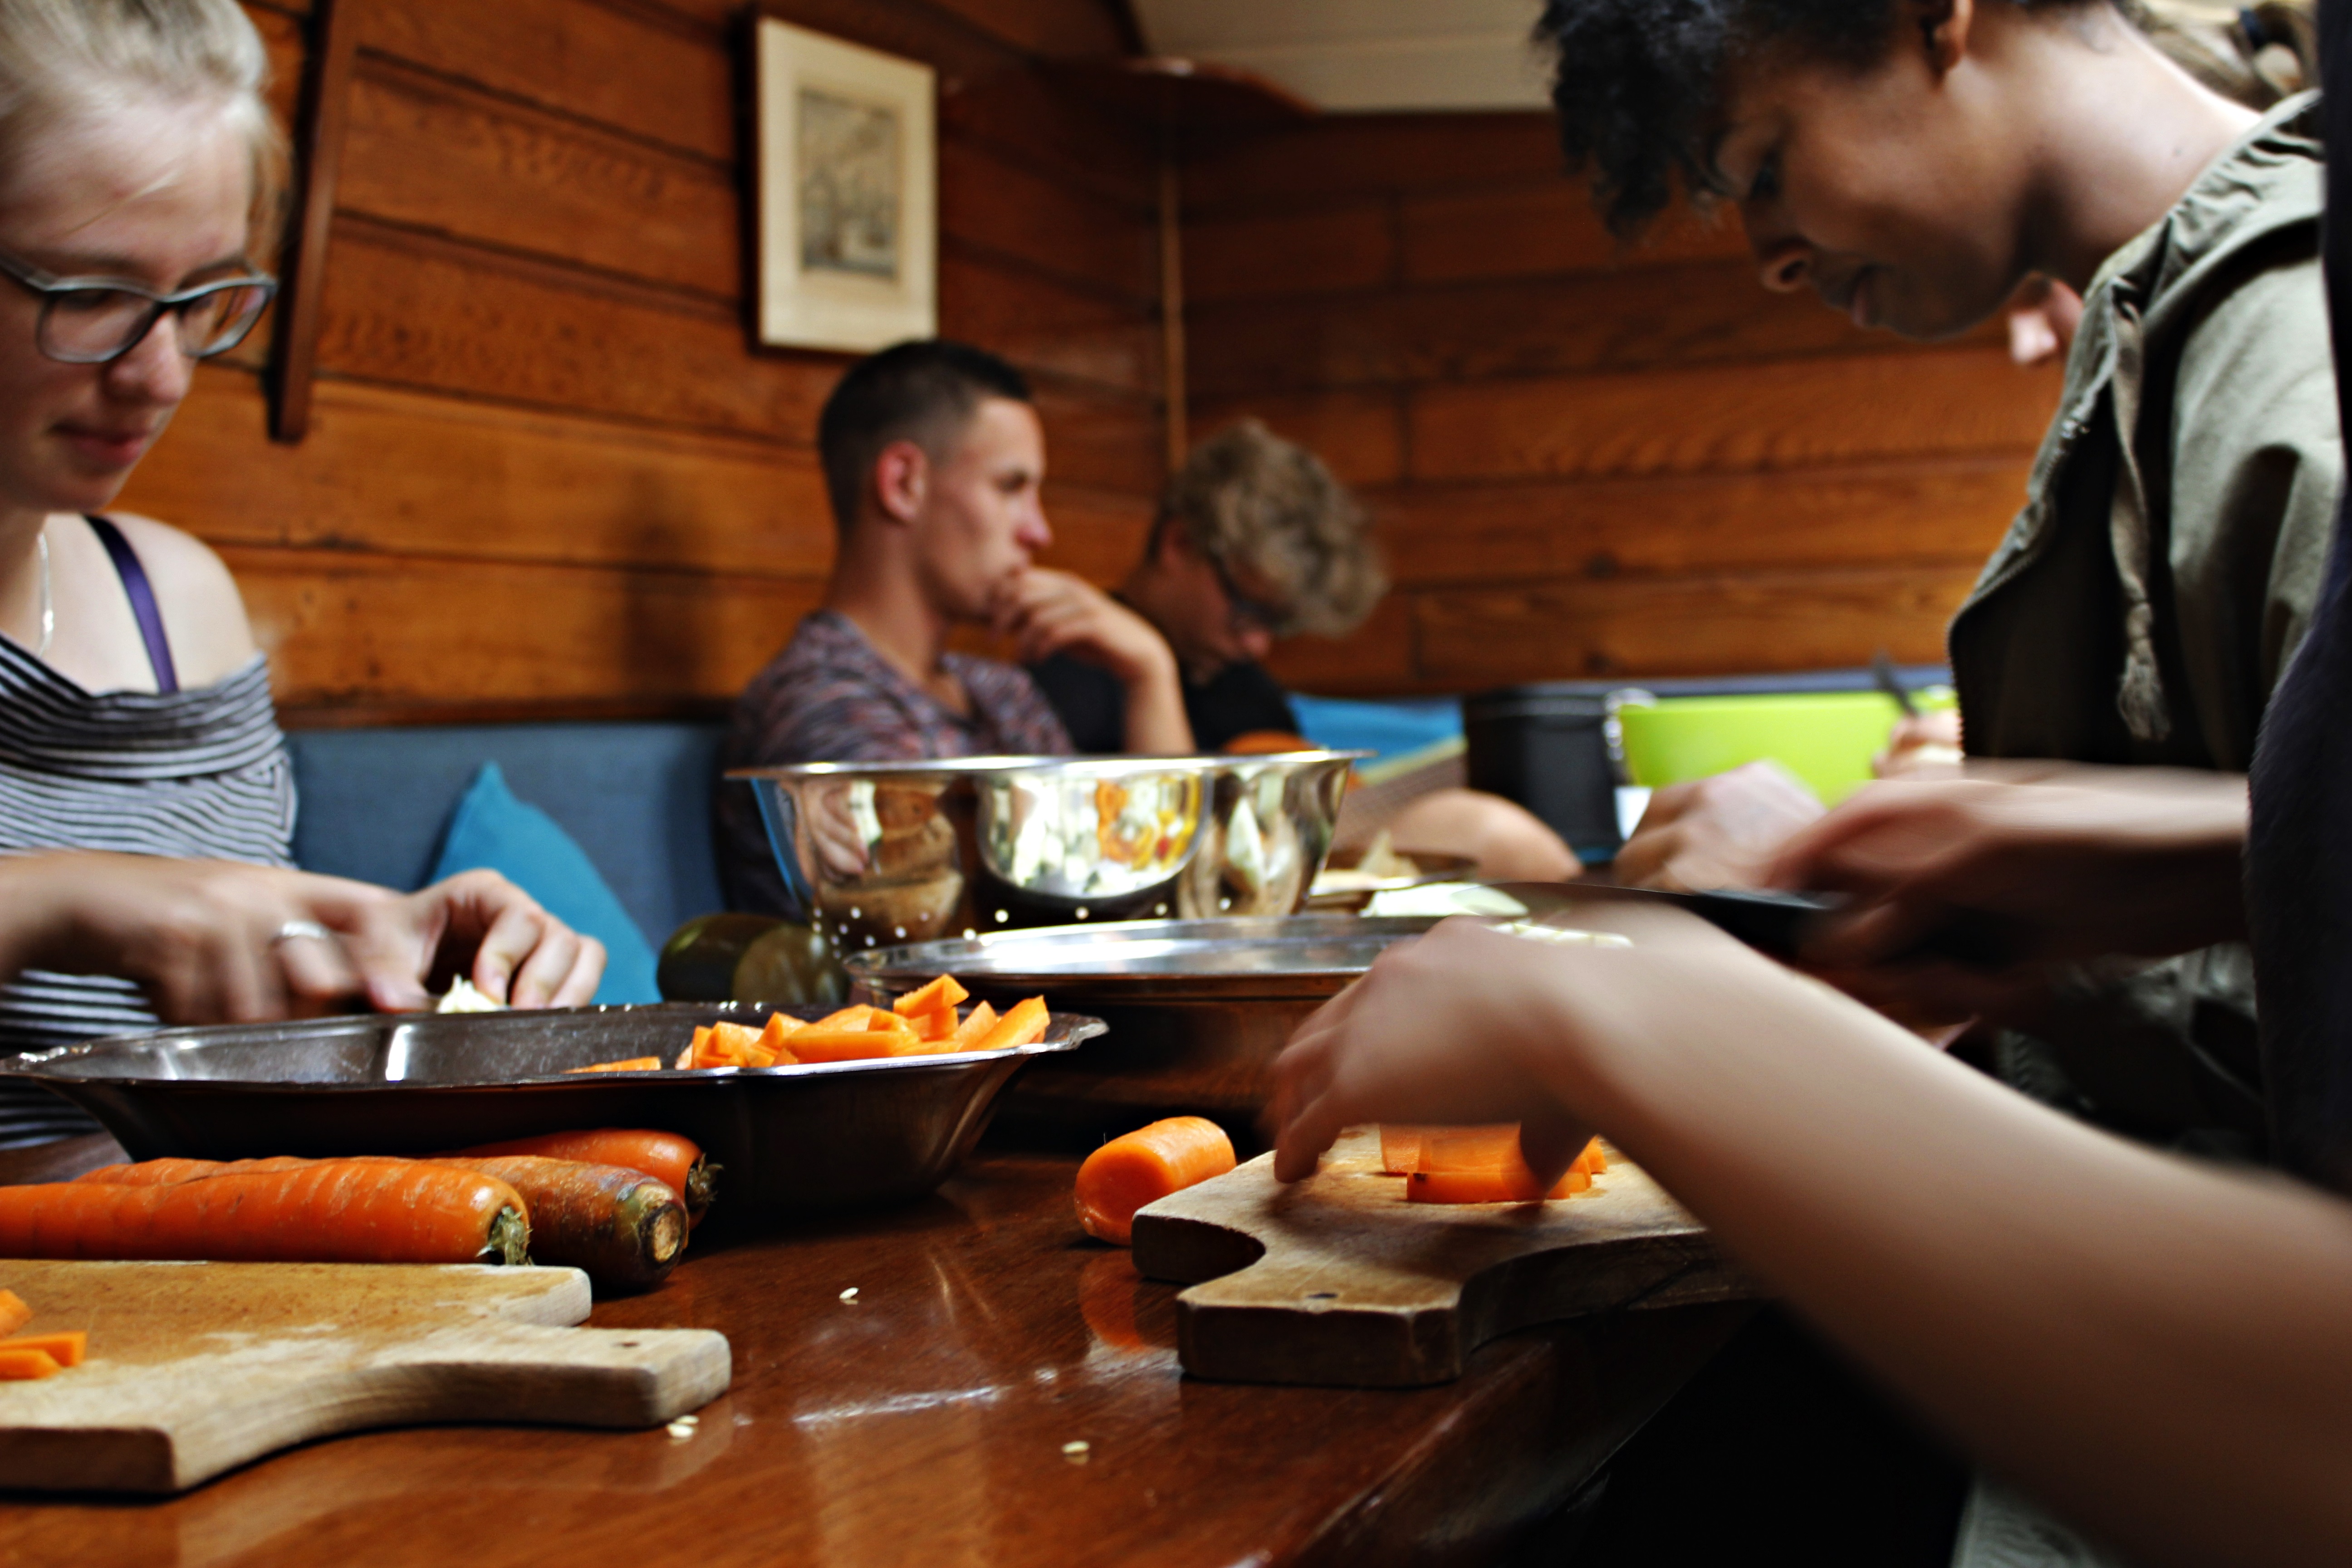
{"left": 715, "top": 339, "right": 1189, "bottom": 913}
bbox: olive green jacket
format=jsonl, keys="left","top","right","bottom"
{"left": 1949, "top": 96, "right": 2338, "bottom": 1145}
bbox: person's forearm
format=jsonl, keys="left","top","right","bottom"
{"left": 1553, "top": 958, "right": 2352, "bottom": 1568}
{"left": 1120, "top": 655, "right": 1196, "bottom": 755}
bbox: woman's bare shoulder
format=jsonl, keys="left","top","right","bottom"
{"left": 97, "top": 512, "right": 259, "bottom": 685}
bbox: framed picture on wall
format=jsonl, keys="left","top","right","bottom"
{"left": 750, "top": 15, "right": 938, "bottom": 353}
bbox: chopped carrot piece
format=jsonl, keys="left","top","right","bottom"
{"left": 1074, "top": 1117, "right": 1237, "bottom": 1245}
{"left": 1416, "top": 1127, "right": 1525, "bottom": 1171}
{"left": 565, "top": 1057, "right": 662, "bottom": 1074}
{"left": 1379, "top": 1126, "right": 1441, "bottom": 1175}
{"left": 0, "top": 1331, "right": 84, "bottom": 1368}
{"left": 0, "top": 1289, "right": 28, "bottom": 1337}
{"left": 0, "top": 1348, "right": 58, "bottom": 1380}
{"left": 707, "top": 1022, "right": 764, "bottom": 1060}
{"left": 808, "top": 1004, "right": 876, "bottom": 1031}
{"left": 1406, "top": 1166, "right": 1574, "bottom": 1204}
{"left": 756, "top": 1014, "right": 802, "bottom": 1063}
{"left": 975, "top": 996, "right": 1049, "bottom": 1054}
{"left": 929, "top": 1000, "right": 998, "bottom": 1054}
{"left": 784, "top": 1028, "right": 904, "bottom": 1064}
{"left": 892, "top": 975, "right": 969, "bottom": 1018}
{"left": 865, "top": 1009, "right": 915, "bottom": 1035}
{"left": 911, "top": 1007, "right": 957, "bottom": 1044}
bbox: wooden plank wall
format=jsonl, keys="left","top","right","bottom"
{"left": 119, "top": 0, "right": 1158, "bottom": 723}
{"left": 1180, "top": 114, "right": 2067, "bottom": 695}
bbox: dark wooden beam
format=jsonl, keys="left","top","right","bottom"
{"left": 269, "top": 0, "right": 363, "bottom": 443}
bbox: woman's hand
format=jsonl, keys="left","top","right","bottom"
{"left": 0, "top": 855, "right": 605, "bottom": 1021}
{"left": 337, "top": 869, "right": 606, "bottom": 1013}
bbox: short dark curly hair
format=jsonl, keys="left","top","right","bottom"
{"left": 1534, "top": 0, "right": 2109, "bottom": 237}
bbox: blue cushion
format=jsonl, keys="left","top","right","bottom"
{"left": 1288, "top": 694, "right": 1464, "bottom": 764}
{"left": 427, "top": 762, "right": 662, "bottom": 1005}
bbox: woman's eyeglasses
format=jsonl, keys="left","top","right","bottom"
{"left": 0, "top": 252, "right": 278, "bottom": 365}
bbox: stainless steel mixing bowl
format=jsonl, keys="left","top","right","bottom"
{"left": 728, "top": 751, "right": 1363, "bottom": 952}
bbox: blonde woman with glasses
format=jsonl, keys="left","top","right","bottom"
{"left": 0, "top": 0, "right": 604, "bottom": 1147}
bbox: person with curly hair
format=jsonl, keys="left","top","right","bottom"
{"left": 1593, "top": 0, "right": 2332, "bottom": 1157}
{"left": 1029, "top": 421, "right": 1582, "bottom": 880}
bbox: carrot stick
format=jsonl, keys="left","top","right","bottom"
{"left": 0, "top": 1348, "right": 58, "bottom": 1380}
{"left": 892, "top": 975, "right": 969, "bottom": 1018}
{"left": 1378, "top": 1126, "right": 1434, "bottom": 1175}
{"left": 565, "top": 1057, "right": 663, "bottom": 1074}
{"left": 864, "top": 1009, "right": 916, "bottom": 1035}
{"left": 1075, "top": 1117, "right": 1237, "bottom": 1246}
{"left": 808, "top": 1004, "right": 878, "bottom": 1031}
{"left": 430, "top": 1157, "right": 685, "bottom": 1292}
{"left": 0, "top": 1289, "right": 30, "bottom": 1337}
{"left": 975, "top": 996, "right": 1049, "bottom": 1054}
{"left": 447, "top": 1130, "right": 715, "bottom": 1229}
{"left": 757, "top": 1014, "right": 802, "bottom": 1063}
{"left": 1405, "top": 1129, "right": 1600, "bottom": 1204}
{"left": 946, "top": 1000, "right": 997, "bottom": 1051}
{"left": 12, "top": 1163, "right": 530, "bottom": 1264}
{"left": 783, "top": 1027, "right": 907, "bottom": 1063}
{"left": 0, "top": 1331, "right": 85, "bottom": 1368}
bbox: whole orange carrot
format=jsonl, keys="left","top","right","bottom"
{"left": 447, "top": 1130, "right": 716, "bottom": 1228}
{"left": 10, "top": 1163, "right": 529, "bottom": 1264}
{"left": 428, "top": 1156, "right": 684, "bottom": 1292}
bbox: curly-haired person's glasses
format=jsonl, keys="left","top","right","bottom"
{"left": 1205, "top": 548, "right": 1294, "bottom": 639}
{"left": 0, "top": 251, "right": 278, "bottom": 365}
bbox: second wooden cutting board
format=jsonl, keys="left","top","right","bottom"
{"left": 0, "top": 1259, "right": 730, "bottom": 1493}
{"left": 1130, "top": 1129, "right": 1756, "bottom": 1387}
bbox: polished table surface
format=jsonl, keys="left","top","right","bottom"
{"left": 0, "top": 1133, "right": 1744, "bottom": 1568}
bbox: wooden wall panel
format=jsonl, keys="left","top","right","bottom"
{"left": 1189, "top": 113, "right": 2060, "bottom": 694}
{"left": 141, "top": 0, "right": 1162, "bottom": 720}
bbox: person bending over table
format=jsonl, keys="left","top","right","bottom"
{"left": 714, "top": 339, "right": 1191, "bottom": 914}
{"left": 0, "top": 0, "right": 603, "bottom": 1148}
{"left": 1585, "top": 0, "right": 2336, "bottom": 1155}
{"left": 1028, "top": 420, "right": 1581, "bottom": 882}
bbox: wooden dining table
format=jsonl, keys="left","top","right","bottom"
{"left": 0, "top": 1132, "right": 1746, "bottom": 1568}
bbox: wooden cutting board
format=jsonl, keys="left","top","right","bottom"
{"left": 0, "top": 1259, "right": 731, "bottom": 1494}
{"left": 1130, "top": 1129, "right": 1756, "bottom": 1387}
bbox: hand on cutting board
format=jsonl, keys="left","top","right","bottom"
{"left": 1771, "top": 768, "right": 2249, "bottom": 970}
{"left": 0, "top": 855, "right": 603, "bottom": 1023}
{"left": 1271, "top": 906, "right": 1783, "bottom": 1187}
{"left": 1614, "top": 760, "right": 1825, "bottom": 892}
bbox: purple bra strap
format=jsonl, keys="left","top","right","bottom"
{"left": 83, "top": 514, "right": 179, "bottom": 695}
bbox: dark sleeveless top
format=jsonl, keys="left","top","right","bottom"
{"left": 0, "top": 518, "right": 294, "bottom": 1147}
{"left": 2247, "top": 11, "right": 2352, "bottom": 1194}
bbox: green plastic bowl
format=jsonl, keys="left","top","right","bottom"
{"left": 1615, "top": 690, "right": 1955, "bottom": 804}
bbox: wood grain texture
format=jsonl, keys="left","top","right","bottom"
{"left": 1410, "top": 351, "right": 2057, "bottom": 483}
{"left": 1191, "top": 388, "right": 1406, "bottom": 488}
{"left": 268, "top": 0, "right": 361, "bottom": 441}
{"left": 1369, "top": 459, "right": 2027, "bottom": 587}
{"left": 1400, "top": 182, "right": 1746, "bottom": 284}
{"left": 940, "top": 137, "right": 1158, "bottom": 303}
{"left": 1182, "top": 113, "right": 1568, "bottom": 211}
{"left": 0, "top": 1146, "right": 1749, "bottom": 1568}
{"left": 1134, "top": 1132, "right": 1750, "bottom": 1387}
{"left": 0, "top": 1259, "right": 729, "bottom": 1494}
{"left": 339, "top": 58, "right": 741, "bottom": 301}
{"left": 120, "top": 371, "right": 837, "bottom": 576}
{"left": 1185, "top": 200, "right": 1397, "bottom": 305}
{"left": 1186, "top": 260, "right": 2006, "bottom": 399}
{"left": 225, "top": 547, "right": 823, "bottom": 709}
{"left": 1411, "top": 564, "right": 1985, "bottom": 685}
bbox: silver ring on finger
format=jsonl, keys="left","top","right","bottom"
{"left": 270, "top": 920, "right": 335, "bottom": 946}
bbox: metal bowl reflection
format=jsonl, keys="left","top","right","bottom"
{"left": 729, "top": 751, "right": 1363, "bottom": 953}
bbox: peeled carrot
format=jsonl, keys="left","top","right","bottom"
{"left": 1074, "top": 1117, "right": 1237, "bottom": 1246}
{"left": 865, "top": 1009, "right": 916, "bottom": 1035}
{"left": 0, "top": 1289, "right": 30, "bottom": 1337}
{"left": 945, "top": 1000, "right": 998, "bottom": 1052}
{"left": 1403, "top": 1129, "right": 1606, "bottom": 1204}
{"left": 0, "top": 1331, "right": 84, "bottom": 1368}
{"left": 976, "top": 996, "right": 1050, "bottom": 1054}
{"left": 757, "top": 1014, "right": 802, "bottom": 1062}
{"left": 10, "top": 1162, "right": 530, "bottom": 1264}
{"left": 1379, "top": 1126, "right": 1440, "bottom": 1174}
{"left": 808, "top": 1004, "right": 879, "bottom": 1031}
{"left": 892, "top": 975, "right": 969, "bottom": 1018}
{"left": 448, "top": 1129, "right": 716, "bottom": 1229}
{"left": 430, "top": 1156, "right": 685, "bottom": 1292}
{"left": 566, "top": 1057, "right": 663, "bottom": 1074}
{"left": 0, "top": 1348, "right": 58, "bottom": 1380}
{"left": 784, "top": 1027, "right": 909, "bottom": 1063}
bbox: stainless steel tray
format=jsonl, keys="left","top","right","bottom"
{"left": 2, "top": 1003, "right": 1105, "bottom": 1211}
{"left": 845, "top": 917, "right": 1436, "bottom": 1127}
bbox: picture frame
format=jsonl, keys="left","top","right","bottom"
{"left": 749, "top": 15, "right": 938, "bottom": 354}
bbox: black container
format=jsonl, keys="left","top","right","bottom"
{"left": 1461, "top": 666, "right": 1950, "bottom": 864}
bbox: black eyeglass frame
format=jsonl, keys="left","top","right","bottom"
{"left": 0, "top": 250, "right": 279, "bottom": 366}
{"left": 1203, "top": 546, "right": 1294, "bottom": 639}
